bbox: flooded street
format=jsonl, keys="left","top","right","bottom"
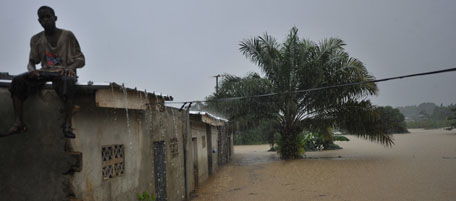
{"left": 191, "top": 129, "right": 456, "bottom": 201}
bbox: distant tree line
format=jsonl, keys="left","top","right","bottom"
{"left": 397, "top": 103, "right": 455, "bottom": 129}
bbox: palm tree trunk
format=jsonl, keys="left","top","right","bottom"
{"left": 279, "top": 122, "right": 301, "bottom": 159}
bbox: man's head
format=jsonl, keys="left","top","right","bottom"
{"left": 37, "top": 6, "right": 57, "bottom": 31}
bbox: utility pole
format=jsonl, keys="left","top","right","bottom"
{"left": 212, "top": 74, "right": 224, "bottom": 115}
{"left": 213, "top": 74, "right": 222, "bottom": 94}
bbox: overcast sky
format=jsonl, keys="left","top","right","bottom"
{"left": 1, "top": 0, "right": 455, "bottom": 107}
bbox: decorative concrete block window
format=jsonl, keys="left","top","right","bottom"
{"left": 202, "top": 136, "right": 206, "bottom": 148}
{"left": 102, "top": 144, "right": 125, "bottom": 180}
{"left": 170, "top": 138, "right": 179, "bottom": 158}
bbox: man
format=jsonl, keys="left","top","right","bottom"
{"left": 5, "top": 6, "right": 85, "bottom": 138}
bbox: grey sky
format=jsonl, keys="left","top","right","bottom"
{"left": 1, "top": 0, "right": 455, "bottom": 107}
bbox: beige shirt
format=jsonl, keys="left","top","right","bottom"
{"left": 29, "top": 29, "right": 85, "bottom": 73}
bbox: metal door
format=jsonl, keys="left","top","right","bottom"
{"left": 154, "top": 141, "right": 167, "bottom": 201}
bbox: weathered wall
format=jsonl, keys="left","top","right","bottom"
{"left": 210, "top": 126, "right": 219, "bottom": 172}
{"left": 149, "top": 107, "right": 186, "bottom": 201}
{"left": 0, "top": 88, "right": 76, "bottom": 201}
{"left": 190, "top": 121, "right": 208, "bottom": 186}
{"left": 183, "top": 110, "right": 192, "bottom": 200}
{"left": 0, "top": 85, "right": 233, "bottom": 201}
{"left": 217, "top": 126, "right": 232, "bottom": 166}
{"left": 70, "top": 95, "right": 187, "bottom": 201}
{"left": 186, "top": 126, "right": 195, "bottom": 193}
{"left": 227, "top": 124, "right": 235, "bottom": 160}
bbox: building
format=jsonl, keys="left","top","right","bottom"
{"left": 187, "top": 111, "right": 232, "bottom": 193}
{"left": 0, "top": 79, "right": 233, "bottom": 201}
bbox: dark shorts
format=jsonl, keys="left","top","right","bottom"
{"left": 10, "top": 71, "right": 77, "bottom": 101}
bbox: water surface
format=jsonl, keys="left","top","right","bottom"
{"left": 192, "top": 129, "right": 456, "bottom": 201}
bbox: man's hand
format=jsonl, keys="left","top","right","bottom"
{"left": 28, "top": 70, "right": 40, "bottom": 78}
{"left": 61, "top": 69, "right": 76, "bottom": 77}
{"left": 27, "top": 62, "right": 39, "bottom": 78}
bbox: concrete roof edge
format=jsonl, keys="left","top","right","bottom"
{"left": 0, "top": 79, "right": 173, "bottom": 101}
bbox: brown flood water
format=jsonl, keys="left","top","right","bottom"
{"left": 191, "top": 129, "right": 456, "bottom": 201}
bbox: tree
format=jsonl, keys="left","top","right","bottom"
{"left": 209, "top": 27, "right": 393, "bottom": 159}
{"left": 449, "top": 107, "right": 456, "bottom": 129}
{"left": 206, "top": 73, "right": 278, "bottom": 146}
{"left": 376, "top": 106, "right": 408, "bottom": 134}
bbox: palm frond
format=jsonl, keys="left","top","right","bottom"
{"left": 317, "top": 38, "right": 346, "bottom": 60}
{"left": 334, "top": 100, "right": 394, "bottom": 146}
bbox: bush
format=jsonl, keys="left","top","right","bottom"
{"left": 138, "top": 192, "right": 156, "bottom": 201}
{"left": 275, "top": 131, "right": 350, "bottom": 153}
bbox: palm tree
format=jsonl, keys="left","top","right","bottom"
{"left": 211, "top": 27, "right": 393, "bottom": 159}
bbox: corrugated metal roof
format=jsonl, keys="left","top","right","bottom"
{"left": 189, "top": 111, "right": 228, "bottom": 122}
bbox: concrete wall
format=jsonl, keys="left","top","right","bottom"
{"left": 188, "top": 118, "right": 233, "bottom": 192}
{"left": 148, "top": 107, "right": 187, "bottom": 201}
{"left": 216, "top": 126, "right": 232, "bottom": 166}
{"left": 0, "top": 88, "right": 77, "bottom": 201}
{"left": 0, "top": 85, "right": 233, "bottom": 201}
{"left": 189, "top": 121, "right": 208, "bottom": 188}
{"left": 70, "top": 94, "right": 187, "bottom": 201}
{"left": 0, "top": 86, "right": 189, "bottom": 201}
{"left": 210, "top": 126, "right": 219, "bottom": 172}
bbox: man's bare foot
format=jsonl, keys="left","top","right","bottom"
{"left": 1, "top": 123, "right": 27, "bottom": 137}
{"left": 63, "top": 125, "right": 75, "bottom": 138}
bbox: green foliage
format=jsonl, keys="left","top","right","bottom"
{"left": 333, "top": 135, "right": 350, "bottom": 141}
{"left": 138, "top": 191, "right": 156, "bottom": 201}
{"left": 303, "top": 130, "right": 349, "bottom": 151}
{"left": 276, "top": 131, "right": 313, "bottom": 156}
{"left": 208, "top": 27, "right": 393, "bottom": 159}
{"left": 376, "top": 106, "right": 409, "bottom": 134}
{"left": 450, "top": 107, "right": 456, "bottom": 128}
{"left": 206, "top": 74, "right": 278, "bottom": 146}
{"left": 277, "top": 130, "right": 350, "bottom": 152}
{"left": 233, "top": 120, "right": 275, "bottom": 145}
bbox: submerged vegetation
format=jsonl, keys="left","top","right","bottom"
{"left": 206, "top": 27, "right": 395, "bottom": 159}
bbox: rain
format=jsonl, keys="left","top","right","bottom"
{"left": 0, "top": 1, "right": 456, "bottom": 201}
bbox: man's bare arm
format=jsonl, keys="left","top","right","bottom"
{"left": 27, "top": 60, "right": 40, "bottom": 77}
{"left": 62, "top": 31, "right": 85, "bottom": 77}
{"left": 67, "top": 59, "right": 85, "bottom": 70}
{"left": 62, "top": 59, "right": 84, "bottom": 77}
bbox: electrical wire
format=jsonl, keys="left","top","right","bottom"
{"left": 166, "top": 67, "right": 456, "bottom": 105}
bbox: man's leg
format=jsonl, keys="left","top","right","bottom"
{"left": 5, "top": 73, "right": 35, "bottom": 135}
{"left": 12, "top": 96, "right": 24, "bottom": 126}
{"left": 63, "top": 98, "right": 74, "bottom": 129}
{"left": 52, "top": 74, "right": 77, "bottom": 138}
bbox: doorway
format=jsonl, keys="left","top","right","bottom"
{"left": 192, "top": 137, "right": 198, "bottom": 190}
{"left": 154, "top": 141, "right": 167, "bottom": 201}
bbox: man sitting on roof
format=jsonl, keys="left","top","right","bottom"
{"left": 4, "top": 6, "right": 85, "bottom": 138}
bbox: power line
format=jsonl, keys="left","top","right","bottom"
{"left": 167, "top": 67, "right": 456, "bottom": 104}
